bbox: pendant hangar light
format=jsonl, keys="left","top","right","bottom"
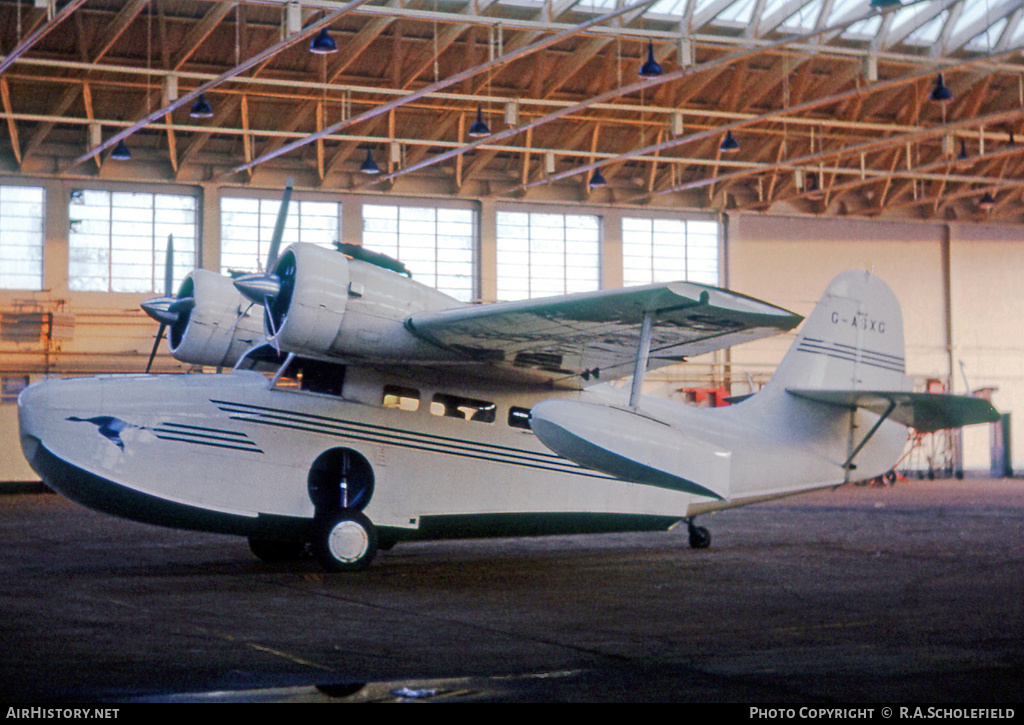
{"left": 719, "top": 130, "right": 740, "bottom": 153}
{"left": 189, "top": 94, "right": 214, "bottom": 118}
{"left": 310, "top": 27, "right": 338, "bottom": 54}
{"left": 360, "top": 148, "right": 381, "bottom": 174}
{"left": 110, "top": 139, "right": 131, "bottom": 160}
{"left": 979, "top": 192, "right": 996, "bottom": 210}
{"left": 638, "top": 41, "right": 662, "bottom": 78}
{"left": 468, "top": 106, "right": 491, "bottom": 137}
{"left": 929, "top": 74, "right": 953, "bottom": 103}
{"left": 589, "top": 168, "right": 607, "bottom": 188}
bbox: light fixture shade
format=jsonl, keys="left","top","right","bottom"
{"left": 310, "top": 27, "right": 338, "bottom": 54}
{"left": 189, "top": 94, "right": 214, "bottom": 119}
{"left": 719, "top": 130, "right": 740, "bottom": 153}
{"left": 870, "top": 0, "right": 901, "bottom": 8}
{"left": 638, "top": 41, "right": 663, "bottom": 79}
{"left": 468, "top": 106, "right": 491, "bottom": 137}
{"left": 110, "top": 139, "right": 131, "bottom": 160}
{"left": 929, "top": 73, "right": 953, "bottom": 103}
{"left": 359, "top": 148, "right": 380, "bottom": 174}
{"left": 957, "top": 139, "right": 970, "bottom": 163}
{"left": 589, "top": 168, "right": 607, "bottom": 188}
{"left": 979, "top": 192, "right": 996, "bottom": 210}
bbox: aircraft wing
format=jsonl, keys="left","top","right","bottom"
{"left": 406, "top": 281, "right": 802, "bottom": 387}
{"left": 787, "top": 389, "right": 1001, "bottom": 433}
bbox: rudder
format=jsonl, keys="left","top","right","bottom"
{"left": 766, "top": 270, "right": 912, "bottom": 393}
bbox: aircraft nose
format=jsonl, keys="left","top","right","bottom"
{"left": 17, "top": 379, "right": 55, "bottom": 471}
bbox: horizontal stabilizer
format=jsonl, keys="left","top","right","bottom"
{"left": 787, "top": 389, "right": 1001, "bottom": 433}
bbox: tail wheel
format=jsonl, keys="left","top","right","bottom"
{"left": 313, "top": 510, "right": 378, "bottom": 572}
{"left": 687, "top": 519, "right": 711, "bottom": 549}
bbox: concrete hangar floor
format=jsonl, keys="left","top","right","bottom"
{"left": 1, "top": 477, "right": 1021, "bottom": 703}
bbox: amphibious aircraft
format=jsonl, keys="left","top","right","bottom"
{"left": 17, "top": 187, "right": 1000, "bottom": 572}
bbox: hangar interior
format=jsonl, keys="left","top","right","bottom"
{"left": 1, "top": 0, "right": 1023, "bottom": 479}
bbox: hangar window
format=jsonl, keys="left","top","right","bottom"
{"left": 0, "top": 185, "right": 45, "bottom": 291}
{"left": 68, "top": 190, "right": 198, "bottom": 293}
{"left": 361, "top": 204, "right": 476, "bottom": 302}
{"left": 622, "top": 217, "right": 719, "bottom": 287}
{"left": 495, "top": 211, "right": 600, "bottom": 300}
{"left": 431, "top": 393, "right": 495, "bottom": 423}
{"left": 221, "top": 197, "right": 339, "bottom": 275}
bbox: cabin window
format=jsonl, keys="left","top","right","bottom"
{"left": 68, "top": 189, "right": 198, "bottom": 293}
{"left": 220, "top": 196, "right": 339, "bottom": 275}
{"left": 622, "top": 216, "right": 719, "bottom": 287}
{"left": 298, "top": 359, "right": 345, "bottom": 396}
{"left": 508, "top": 406, "right": 532, "bottom": 431}
{"left": 274, "top": 358, "right": 345, "bottom": 396}
{"left": 0, "top": 185, "right": 45, "bottom": 291}
{"left": 383, "top": 385, "right": 420, "bottom": 411}
{"left": 430, "top": 393, "right": 495, "bottom": 423}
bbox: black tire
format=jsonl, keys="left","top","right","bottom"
{"left": 313, "top": 510, "right": 378, "bottom": 572}
{"left": 247, "top": 535, "right": 307, "bottom": 563}
{"left": 689, "top": 524, "right": 711, "bottom": 549}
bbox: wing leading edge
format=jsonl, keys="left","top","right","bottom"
{"left": 407, "top": 281, "right": 803, "bottom": 387}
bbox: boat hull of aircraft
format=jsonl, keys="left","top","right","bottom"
{"left": 18, "top": 371, "right": 704, "bottom": 548}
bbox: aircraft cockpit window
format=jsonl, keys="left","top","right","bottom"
{"left": 382, "top": 385, "right": 420, "bottom": 411}
{"left": 430, "top": 394, "right": 495, "bottom": 423}
{"left": 508, "top": 407, "right": 532, "bottom": 431}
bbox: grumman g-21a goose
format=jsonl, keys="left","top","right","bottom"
{"left": 17, "top": 189, "right": 1001, "bottom": 572}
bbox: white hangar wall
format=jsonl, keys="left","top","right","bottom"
{"left": 726, "top": 212, "right": 1024, "bottom": 474}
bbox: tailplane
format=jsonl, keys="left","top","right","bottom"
{"left": 763, "top": 269, "right": 999, "bottom": 435}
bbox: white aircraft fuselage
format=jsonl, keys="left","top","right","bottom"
{"left": 17, "top": 242, "right": 999, "bottom": 571}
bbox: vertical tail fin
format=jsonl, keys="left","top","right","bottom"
{"left": 766, "top": 270, "right": 912, "bottom": 393}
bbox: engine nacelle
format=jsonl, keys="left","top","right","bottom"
{"left": 168, "top": 269, "right": 264, "bottom": 368}
{"left": 260, "top": 243, "right": 464, "bottom": 362}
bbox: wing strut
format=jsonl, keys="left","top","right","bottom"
{"left": 629, "top": 311, "right": 654, "bottom": 409}
{"left": 843, "top": 399, "right": 897, "bottom": 471}
{"left": 268, "top": 352, "right": 296, "bottom": 389}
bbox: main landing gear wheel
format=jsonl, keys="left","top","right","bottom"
{"left": 687, "top": 519, "right": 711, "bottom": 549}
{"left": 313, "top": 510, "right": 378, "bottom": 573}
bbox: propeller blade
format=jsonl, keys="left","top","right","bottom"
{"left": 266, "top": 178, "right": 293, "bottom": 272}
{"left": 146, "top": 323, "right": 166, "bottom": 373}
{"left": 163, "top": 234, "right": 174, "bottom": 296}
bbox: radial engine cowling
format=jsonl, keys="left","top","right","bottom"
{"left": 259, "top": 243, "right": 351, "bottom": 355}
{"left": 167, "top": 269, "right": 264, "bottom": 368}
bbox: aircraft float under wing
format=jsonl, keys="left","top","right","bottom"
{"left": 17, "top": 195, "right": 1001, "bottom": 572}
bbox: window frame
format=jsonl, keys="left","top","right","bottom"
{"left": 495, "top": 209, "right": 602, "bottom": 301}
{"left": 360, "top": 201, "right": 478, "bottom": 302}
{"left": 0, "top": 184, "right": 46, "bottom": 291}
{"left": 219, "top": 193, "right": 342, "bottom": 275}
{"left": 67, "top": 187, "right": 199, "bottom": 294}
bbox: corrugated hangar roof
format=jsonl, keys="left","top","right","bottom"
{"left": 1, "top": 0, "right": 1023, "bottom": 221}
